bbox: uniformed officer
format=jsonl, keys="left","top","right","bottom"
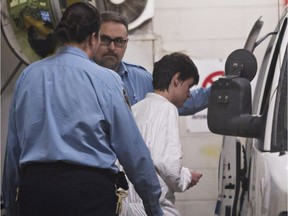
{"left": 2, "top": 3, "right": 163, "bottom": 216}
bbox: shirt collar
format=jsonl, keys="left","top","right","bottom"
{"left": 58, "top": 46, "right": 90, "bottom": 60}
{"left": 147, "top": 92, "right": 176, "bottom": 107}
{"left": 117, "top": 61, "right": 128, "bottom": 77}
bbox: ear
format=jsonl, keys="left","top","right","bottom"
{"left": 88, "top": 33, "right": 100, "bottom": 58}
{"left": 90, "top": 32, "right": 100, "bottom": 46}
{"left": 173, "top": 72, "right": 181, "bottom": 87}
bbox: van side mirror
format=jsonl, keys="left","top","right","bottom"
{"left": 207, "top": 49, "right": 262, "bottom": 138}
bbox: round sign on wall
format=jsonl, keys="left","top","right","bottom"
{"left": 202, "top": 71, "right": 224, "bottom": 88}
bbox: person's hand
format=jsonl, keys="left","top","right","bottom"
{"left": 189, "top": 170, "right": 202, "bottom": 188}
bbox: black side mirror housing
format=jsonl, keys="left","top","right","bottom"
{"left": 207, "top": 49, "right": 262, "bottom": 138}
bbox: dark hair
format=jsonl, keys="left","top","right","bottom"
{"left": 101, "top": 11, "right": 128, "bottom": 31}
{"left": 152, "top": 52, "right": 199, "bottom": 91}
{"left": 53, "top": 2, "right": 101, "bottom": 43}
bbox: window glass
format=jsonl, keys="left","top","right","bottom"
{"left": 272, "top": 45, "right": 287, "bottom": 152}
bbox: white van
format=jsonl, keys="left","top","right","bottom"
{"left": 208, "top": 7, "right": 287, "bottom": 216}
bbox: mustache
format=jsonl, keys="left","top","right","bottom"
{"left": 103, "top": 52, "right": 118, "bottom": 58}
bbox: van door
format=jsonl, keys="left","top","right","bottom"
{"left": 214, "top": 17, "right": 263, "bottom": 216}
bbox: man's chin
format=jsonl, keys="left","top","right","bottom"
{"left": 102, "top": 58, "right": 118, "bottom": 71}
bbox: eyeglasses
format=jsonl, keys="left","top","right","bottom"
{"left": 100, "top": 35, "right": 128, "bottom": 48}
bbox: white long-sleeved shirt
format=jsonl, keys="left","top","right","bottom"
{"left": 122, "top": 93, "right": 192, "bottom": 216}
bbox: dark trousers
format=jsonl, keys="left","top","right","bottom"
{"left": 19, "top": 162, "right": 118, "bottom": 216}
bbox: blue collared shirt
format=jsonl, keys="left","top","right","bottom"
{"left": 118, "top": 61, "right": 210, "bottom": 115}
{"left": 118, "top": 62, "right": 153, "bottom": 105}
{"left": 2, "top": 46, "right": 163, "bottom": 216}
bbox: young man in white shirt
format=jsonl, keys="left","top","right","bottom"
{"left": 123, "top": 52, "right": 203, "bottom": 216}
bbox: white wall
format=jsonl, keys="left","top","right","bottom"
{"left": 153, "top": 0, "right": 280, "bottom": 60}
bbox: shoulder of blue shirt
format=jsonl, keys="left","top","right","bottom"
{"left": 122, "top": 61, "right": 149, "bottom": 72}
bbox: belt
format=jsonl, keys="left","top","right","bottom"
{"left": 21, "top": 161, "right": 115, "bottom": 180}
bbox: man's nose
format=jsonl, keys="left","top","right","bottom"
{"left": 108, "top": 41, "right": 116, "bottom": 50}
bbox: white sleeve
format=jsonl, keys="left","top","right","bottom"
{"left": 153, "top": 105, "right": 192, "bottom": 192}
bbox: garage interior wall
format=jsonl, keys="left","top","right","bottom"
{"left": 1, "top": 0, "right": 284, "bottom": 215}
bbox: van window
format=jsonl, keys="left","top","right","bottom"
{"left": 272, "top": 45, "right": 287, "bottom": 152}
{"left": 261, "top": 19, "right": 287, "bottom": 114}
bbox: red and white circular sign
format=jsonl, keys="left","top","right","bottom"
{"left": 202, "top": 70, "right": 224, "bottom": 88}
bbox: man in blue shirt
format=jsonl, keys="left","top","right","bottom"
{"left": 2, "top": 3, "right": 163, "bottom": 216}
{"left": 93, "top": 11, "right": 210, "bottom": 114}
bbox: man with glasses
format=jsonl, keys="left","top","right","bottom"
{"left": 93, "top": 11, "right": 210, "bottom": 114}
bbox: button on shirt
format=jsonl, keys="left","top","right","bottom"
{"left": 117, "top": 61, "right": 210, "bottom": 114}
{"left": 2, "top": 46, "right": 163, "bottom": 216}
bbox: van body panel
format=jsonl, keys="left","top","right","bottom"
{"left": 211, "top": 7, "right": 287, "bottom": 216}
